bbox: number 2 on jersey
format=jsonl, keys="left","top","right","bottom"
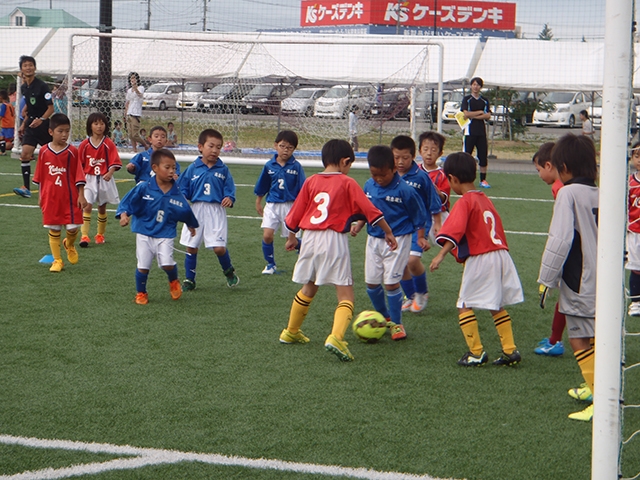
{"left": 483, "top": 210, "right": 503, "bottom": 245}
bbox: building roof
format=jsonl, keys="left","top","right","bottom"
{"left": 0, "top": 8, "right": 92, "bottom": 28}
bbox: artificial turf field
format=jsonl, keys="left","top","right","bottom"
{"left": 1, "top": 157, "right": 639, "bottom": 480}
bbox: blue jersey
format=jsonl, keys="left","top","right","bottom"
{"left": 363, "top": 173, "right": 427, "bottom": 238}
{"left": 178, "top": 156, "right": 235, "bottom": 204}
{"left": 129, "top": 147, "right": 181, "bottom": 184}
{"left": 116, "top": 176, "right": 198, "bottom": 238}
{"left": 254, "top": 154, "right": 306, "bottom": 203}
{"left": 400, "top": 162, "right": 442, "bottom": 231}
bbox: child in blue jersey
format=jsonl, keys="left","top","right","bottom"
{"left": 351, "top": 145, "right": 428, "bottom": 340}
{"left": 391, "top": 135, "right": 442, "bottom": 314}
{"left": 178, "top": 128, "right": 239, "bottom": 291}
{"left": 254, "top": 130, "right": 306, "bottom": 274}
{"left": 117, "top": 149, "right": 198, "bottom": 305}
{"left": 126, "top": 125, "right": 180, "bottom": 183}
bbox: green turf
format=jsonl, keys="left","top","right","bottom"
{"left": 0, "top": 158, "right": 638, "bottom": 479}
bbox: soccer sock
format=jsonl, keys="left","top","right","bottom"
{"left": 48, "top": 229, "right": 61, "bottom": 260}
{"left": 185, "top": 252, "right": 197, "bottom": 281}
{"left": 262, "top": 240, "right": 275, "bottom": 266}
{"left": 331, "top": 300, "right": 355, "bottom": 341}
{"left": 413, "top": 272, "right": 428, "bottom": 295}
{"left": 21, "top": 162, "right": 31, "bottom": 190}
{"left": 366, "top": 285, "right": 389, "bottom": 319}
{"left": 575, "top": 347, "right": 595, "bottom": 394}
{"left": 493, "top": 309, "right": 516, "bottom": 354}
{"left": 630, "top": 271, "right": 640, "bottom": 301}
{"left": 217, "top": 249, "right": 232, "bottom": 272}
{"left": 480, "top": 172, "right": 487, "bottom": 182}
{"left": 165, "top": 264, "right": 178, "bottom": 283}
{"left": 65, "top": 229, "right": 78, "bottom": 247}
{"left": 81, "top": 213, "right": 91, "bottom": 237}
{"left": 135, "top": 269, "right": 148, "bottom": 293}
{"left": 287, "top": 290, "right": 314, "bottom": 333}
{"left": 386, "top": 287, "right": 404, "bottom": 326}
{"left": 0, "top": 140, "right": 6, "bottom": 153}
{"left": 549, "top": 302, "right": 567, "bottom": 345}
{"left": 97, "top": 212, "right": 108, "bottom": 235}
{"left": 401, "top": 278, "right": 416, "bottom": 301}
{"left": 459, "top": 311, "right": 483, "bottom": 355}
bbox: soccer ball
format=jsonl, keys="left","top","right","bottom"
{"left": 352, "top": 310, "right": 388, "bottom": 343}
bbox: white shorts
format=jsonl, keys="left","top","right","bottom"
{"left": 84, "top": 174, "right": 120, "bottom": 205}
{"left": 44, "top": 224, "right": 82, "bottom": 230}
{"left": 457, "top": 249, "right": 524, "bottom": 311}
{"left": 292, "top": 229, "right": 352, "bottom": 286}
{"left": 136, "top": 234, "right": 175, "bottom": 270}
{"left": 626, "top": 231, "right": 640, "bottom": 271}
{"left": 365, "top": 234, "right": 411, "bottom": 285}
{"left": 261, "top": 202, "right": 299, "bottom": 237}
{"left": 429, "top": 211, "right": 449, "bottom": 245}
{"left": 179, "top": 202, "right": 227, "bottom": 249}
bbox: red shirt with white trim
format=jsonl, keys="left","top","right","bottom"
{"left": 78, "top": 136, "right": 122, "bottom": 176}
{"left": 629, "top": 173, "right": 640, "bottom": 233}
{"left": 423, "top": 166, "right": 450, "bottom": 212}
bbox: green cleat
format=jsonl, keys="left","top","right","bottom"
{"left": 182, "top": 279, "right": 196, "bottom": 291}
{"left": 279, "top": 328, "right": 310, "bottom": 344}
{"left": 224, "top": 267, "right": 239, "bottom": 288}
{"left": 568, "top": 404, "right": 593, "bottom": 422}
{"left": 568, "top": 383, "right": 593, "bottom": 402}
{"left": 325, "top": 334, "right": 354, "bottom": 362}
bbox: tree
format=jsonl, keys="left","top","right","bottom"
{"left": 538, "top": 23, "right": 553, "bottom": 40}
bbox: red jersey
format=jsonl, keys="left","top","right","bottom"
{"left": 424, "top": 166, "right": 450, "bottom": 212}
{"left": 78, "top": 136, "right": 122, "bottom": 176}
{"left": 629, "top": 174, "right": 640, "bottom": 233}
{"left": 435, "top": 190, "right": 508, "bottom": 262}
{"left": 33, "top": 144, "right": 86, "bottom": 225}
{"left": 285, "top": 172, "right": 383, "bottom": 233}
{"left": 551, "top": 179, "right": 563, "bottom": 200}
{"left": 0, "top": 101, "right": 15, "bottom": 129}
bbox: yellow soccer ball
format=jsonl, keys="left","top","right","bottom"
{"left": 352, "top": 310, "right": 388, "bottom": 343}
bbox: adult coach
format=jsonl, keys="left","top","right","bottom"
{"left": 461, "top": 77, "right": 491, "bottom": 188}
{"left": 14, "top": 55, "right": 54, "bottom": 198}
{"left": 124, "top": 72, "right": 147, "bottom": 151}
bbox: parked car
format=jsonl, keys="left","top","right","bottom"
{"left": 533, "top": 91, "right": 592, "bottom": 128}
{"left": 241, "top": 83, "right": 296, "bottom": 115}
{"left": 197, "top": 82, "right": 255, "bottom": 113}
{"left": 143, "top": 82, "right": 183, "bottom": 110}
{"left": 591, "top": 95, "right": 602, "bottom": 128}
{"left": 490, "top": 91, "right": 545, "bottom": 126}
{"left": 176, "top": 82, "right": 215, "bottom": 110}
{"left": 75, "top": 78, "right": 129, "bottom": 109}
{"left": 281, "top": 87, "right": 328, "bottom": 116}
{"left": 364, "top": 88, "right": 410, "bottom": 120}
{"left": 441, "top": 90, "right": 465, "bottom": 123}
{"left": 314, "top": 84, "right": 376, "bottom": 118}
{"left": 414, "top": 89, "right": 452, "bottom": 122}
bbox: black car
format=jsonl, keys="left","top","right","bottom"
{"left": 197, "top": 82, "right": 255, "bottom": 113}
{"left": 364, "top": 89, "right": 410, "bottom": 121}
{"left": 241, "top": 83, "right": 296, "bottom": 115}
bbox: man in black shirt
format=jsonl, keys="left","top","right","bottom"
{"left": 14, "top": 55, "right": 54, "bottom": 198}
{"left": 461, "top": 77, "right": 491, "bottom": 188}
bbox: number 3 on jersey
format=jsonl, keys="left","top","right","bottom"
{"left": 310, "top": 192, "right": 329, "bottom": 225}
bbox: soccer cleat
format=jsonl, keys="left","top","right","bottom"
{"left": 169, "top": 279, "right": 182, "bottom": 300}
{"left": 182, "top": 279, "right": 196, "bottom": 291}
{"left": 13, "top": 186, "right": 31, "bottom": 198}
{"left": 94, "top": 234, "right": 105, "bottom": 244}
{"left": 390, "top": 324, "right": 407, "bottom": 341}
{"left": 62, "top": 238, "right": 79, "bottom": 264}
{"left": 79, "top": 235, "right": 91, "bottom": 248}
{"left": 325, "top": 334, "right": 354, "bottom": 361}
{"left": 49, "top": 259, "right": 64, "bottom": 272}
{"left": 401, "top": 296, "right": 414, "bottom": 312}
{"left": 410, "top": 293, "right": 428, "bottom": 313}
{"left": 629, "top": 302, "right": 640, "bottom": 317}
{"left": 479, "top": 180, "right": 491, "bottom": 188}
{"left": 135, "top": 292, "right": 149, "bottom": 305}
{"left": 262, "top": 264, "right": 277, "bottom": 275}
{"left": 568, "top": 383, "right": 593, "bottom": 402}
{"left": 568, "top": 404, "right": 594, "bottom": 422}
{"left": 492, "top": 349, "right": 522, "bottom": 366}
{"left": 224, "top": 267, "right": 239, "bottom": 288}
{"left": 279, "top": 328, "right": 310, "bottom": 344}
{"left": 457, "top": 351, "right": 488, "bottom": 366}
{"left": 534, "top": 338, "right": 564, "bottom": 356}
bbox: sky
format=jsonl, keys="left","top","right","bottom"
{"left": 0, "top": 0, "right": 619, "bottom": 41}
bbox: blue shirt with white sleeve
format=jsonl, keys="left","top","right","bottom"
{"left": 129, "top": 147, "right": 181, "bottom": 184}
{"left": 254, "top": 154, "right": 306, "bottom": 203}
{"left": 177, "top": 156, "right": 235, "bottom": 204}
{"left": 400, "top": 161, "right": 442, "bottom": 232}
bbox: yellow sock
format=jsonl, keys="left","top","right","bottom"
{"left": 81, "top": 213, "right": 91, "bottom": 237}
{"left": 575, "top": 347, "right": 595, "bottom": 393}
{"left": 459, "top": 311, "right": 483, "bottom": 355}
{"left": 97, "top": 212, "right": 108, "bottom": 235}
{"left": 48, "top": 229, "right": 61, "bottom": 260}
{"left": 287, "top": 290, "right": 314, "bottom": 333}
{"left": 493, "top": 309, "right": 517, "bottom": 354}
{"left": 331, "top": 300, "right": 354, "bottom": 340}
{"left": 66, "top": 229, "right": 79, "bottom": 247}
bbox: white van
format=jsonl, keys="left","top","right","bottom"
{"left": 282, "top": 87, "right": 328, "bottom": 116}
{"left": 314, "top": 85, "right": 375, "bottom": 118}
{"left": 533, "top": 91, "right": 592, "bottom": 128}
{"left": 143, "top": 82, "right": 183, "bottom": 110}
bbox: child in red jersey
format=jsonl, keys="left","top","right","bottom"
{"left": 279, "top": 139, "right": 397, "bottom": 362}
{"left": 430, "top": 152, "right": 523, "bottom": 367}
{"left": 627, "top": 141, "right": 640, "bottom": 317}
{"left": 418, "top": 130, "right": 450, "bottom": 243}
{"left": 32, "top": 113, "right": 87, "bottom": 272}
{"left": 77, "top": 112, "right": 122, "bottom": 247}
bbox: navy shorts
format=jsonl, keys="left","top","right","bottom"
{"left": 22, "top": 118, "right": 52, "bottom": 147}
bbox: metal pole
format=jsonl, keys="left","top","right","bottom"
{"left": 98, "top": 0, "right": 113, "bottom": 124}
{"left": 145, "top": 0, "right": 151, "bottom": 30}
{"left": 203, "top": 0, "right": 207, "bottom": 32}
{"left": 592, "top": 0, "right": 633, "bottom": 478}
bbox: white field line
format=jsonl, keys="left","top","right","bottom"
{"left": 0, "top": 434, "right": 456, "bottom": 480}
